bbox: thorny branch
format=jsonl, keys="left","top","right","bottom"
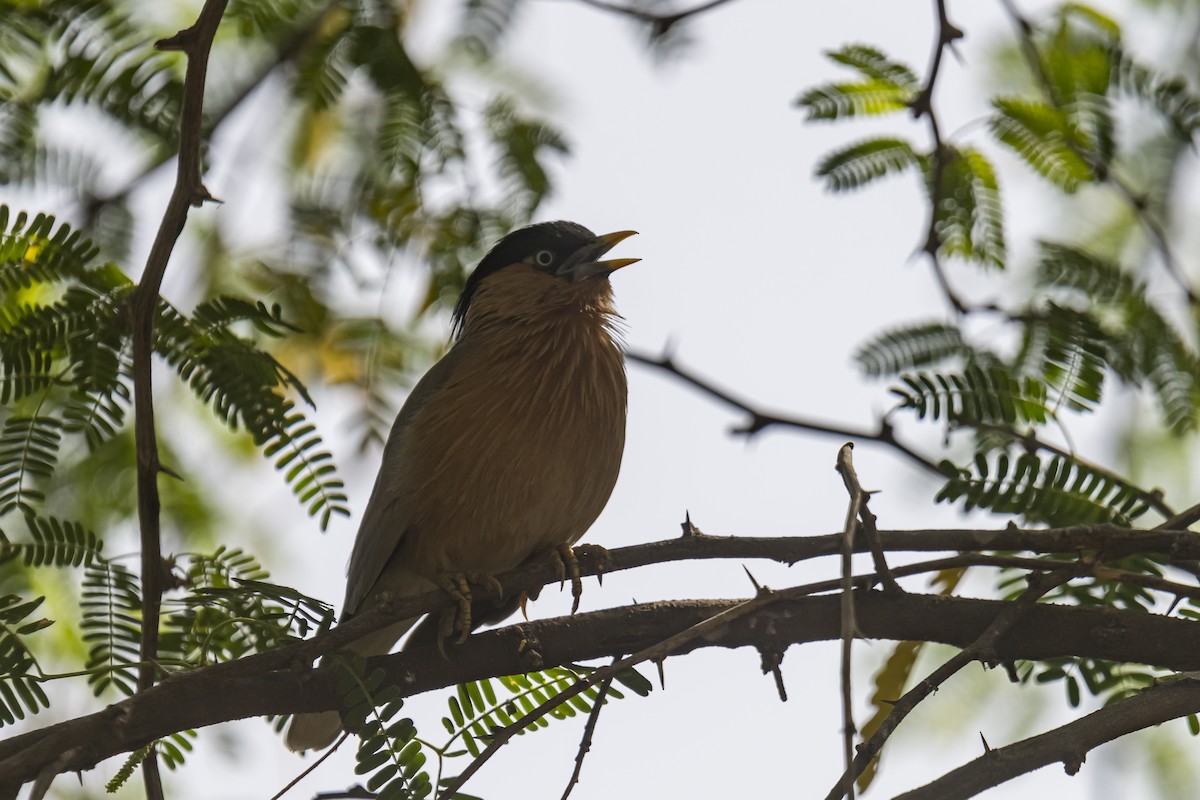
{"left": 822, "top": 569, "right": 1074, "bottom": 800}
{"left": 128, "top": 2, "right": 228, "bottom": 798}
{"left": 912, "top": 0, "right": 967, "bottom": 315}
{"left": 894, "top": 674, "right": 1200, "bottom": 800}
{"left": 4, "top": 525, "right": 1200, "bottom": 792}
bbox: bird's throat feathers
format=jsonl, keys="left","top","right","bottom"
{"left": 460, "top": 265, "right": 626, "bottom": 351}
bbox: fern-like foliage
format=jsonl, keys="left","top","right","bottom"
{"left": 989, "top": 98, "right": 1096, "bottom": 191}
{"left": 928, "top": 146, "right": 1006, "bottom": 269}
{"left": 441, "top": 665, "right": 651, "bottom": 759}
{"left": 0, "top": 206, "right": 349, "bottom": 527}
{"left": 1035, "top": 242, "right": 1200, "bottom": 432}
{"left": 891, "top": 365, "right": 1049, "bottom": 426}
{"left": 796, "top": 45, "right": 918, "bottom": 121}
{"left": 1112, "top": 47, "right": 1200, "bottom": 142}
{"left": 161, "top": 548, "right": 333, "bottom": 665}
{"left": 331, "top": 654, "right": 434, "bottom": 800}
{"left": 81, "top": 560, "right": 141, "bottom": 697}
{"left": 855, "top": 322, "right": 981, "bottom": 377}
{"left": 159, "top": 298, "right": 349, "bottom": 528}
{"left": 0, "top": 515, "right": 103, "bottom": 568}
{"left": 936, "top": 451, "right": 1149, "bottom": 526}
{"left": 816, "top": 137, "right": 919, "bottom": 193}
{"left": 1015, "top": 305, "right": 1107, "bottom": 414}
{"left": 0, "top": 593, "right": 52, "bottom": 725}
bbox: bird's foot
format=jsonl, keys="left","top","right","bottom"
{"left": 435, "top": 572, "right": 505, "bottom": 649}
{"left": 548, "top": 544, "right": 609, "bottom": 614}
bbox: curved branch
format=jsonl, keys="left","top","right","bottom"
{"left": 627, "top": 350, "right": 944, "bottom": 475}
{"left": 893, "top": 674, "right": 1200, "bottom": 800}
{"left": 4, "top": 588, "right": 1200, "bottom": 790}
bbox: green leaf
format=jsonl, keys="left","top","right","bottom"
{"left": 892, "top": 365, "right": 1048, "bottom": 426}
{"left": 855, "top": 322, "right": 977, "bottom": 377}
{"left": 936, "top": 451, "right": 1149, "bottom": 526}
{"left": 816, "top": 137, "right": 919, "bottom": 192}
{"left": 989, "top": 98, "right": 1094, "bottom": 191}
{"left": 929, "top": 146, "right": 1006, "bottom": 269}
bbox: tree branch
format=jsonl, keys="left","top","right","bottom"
{"left": 823, "top": 570, "right": 1072, "bottom": 800}
{"left": 627, "top": 349, "right": 944, "bottom": 476}
{"left": 892, "top": 673, "right": 1200, "bottom": 800}
{"left": 3, "top": 522, "right": 1200, "bottom": 791}
{"left": 911, "top": 0, "right": 967, "bottom": 315}
{"left": 127, "top": 2, "right": 227, "bottom": 797}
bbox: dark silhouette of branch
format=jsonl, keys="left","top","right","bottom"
{"left": 559, "top": 672, "right": 614, "bottom": 800}
{"left": 573, "top": 0, "right": 737, "bottom": 38}
{"left": 4, "top": 525, "right": 1200, "bottom": 792}
{"left": 911, "top": 0, "right": 967, "bottom": 315}
{"left": 823, "top": 569, "right": 1073, "bottom": 800}
{"left": 893, "top": 674, "right": 1200, "bottom": 800}
{"left": 6, "top": 579, "right": 1200, "bottom": 793}
{"left": 128, "top": 2, "right": 228, "bottom": 797}
{"left": 627, "top": 350, "right": 944, "bottom": 476}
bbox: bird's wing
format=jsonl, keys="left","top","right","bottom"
{"left": 341, "top": 340, "right": 472, "bottom": 616}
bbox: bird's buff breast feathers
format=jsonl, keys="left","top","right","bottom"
{"left": 388, "top": 297, "right": 627, "bottom": 577}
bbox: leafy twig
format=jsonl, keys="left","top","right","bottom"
{"left": 998, "top": 0, "right": 1200, "bottom": 307}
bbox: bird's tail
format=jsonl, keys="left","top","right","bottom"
{"left": 284, "top": 616, "right": 418, "bottom": 753}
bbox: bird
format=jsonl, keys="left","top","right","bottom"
{"left": 285, "top": 220, "right": 638, "bottom": 752}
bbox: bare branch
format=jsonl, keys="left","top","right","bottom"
{"left": 628, "top": 350, "right": 944, "bottom": 475}
{"left": 559, "top": 673, "right": 614, "bottom": 800}
{"left": 893, "top": 674, "right": 1200, "bottom": 800}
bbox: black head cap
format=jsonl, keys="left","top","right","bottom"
{"left": 451, "top": 220, "right": 597, "bottom": 339}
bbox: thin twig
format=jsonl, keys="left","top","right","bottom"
{"left": 836, "top": 442, "right": 902, "bottom": 593}
{"left": 837, "top": 444, "right": 862, "bottom": 800}
{"left": 1156, "top": 501, "right": 1200, "bottom": 531}
{"left": 128, "top": 2, "right": 228, "bottom": 798}
{"left": 627, "top": 350, "right": 943, "bottom": 476}
{"left": 84, "top": 1, "right": 338, "bottom": 223}
{"left": 821, "top": 569, "right": 1074, "bottom": 800}
{"left": 439, "top": 588, "right": 779, "bottom": 797}
{"left": 911, "top": 0, "right": 967, "bottom": 315}
{"left": 269, "top": 732, "right": 349, "bottom": 800}
{"left": 559, "top": 674, "right": 615, "bottom": 800}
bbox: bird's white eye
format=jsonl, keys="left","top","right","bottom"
{"left": 534, "top": 250, "right": 555, "bottom": 267}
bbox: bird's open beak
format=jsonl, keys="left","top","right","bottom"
{"left": 558, "top": 230, "right": 640, "bottom": 280}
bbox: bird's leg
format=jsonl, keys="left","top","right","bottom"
{"left": 436, "top": 572, "right": 506, "bottom": 648}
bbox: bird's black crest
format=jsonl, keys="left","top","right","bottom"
{"left": 451, "top": 221, "right": 597, "bottom": 339}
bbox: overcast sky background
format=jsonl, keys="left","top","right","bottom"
{"left": 52, "top": 0, "right": 1199, "bottom": 798}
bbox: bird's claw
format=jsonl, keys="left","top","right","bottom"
{"left": 435, "top": 572, "right": 505, "bottom": 652}
{"left": 550, "top": 544, "right": 584, "bottom": 615}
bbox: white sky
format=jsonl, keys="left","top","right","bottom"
{"left": 19, "top": 0, "right": 1199, "bottom": 798}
